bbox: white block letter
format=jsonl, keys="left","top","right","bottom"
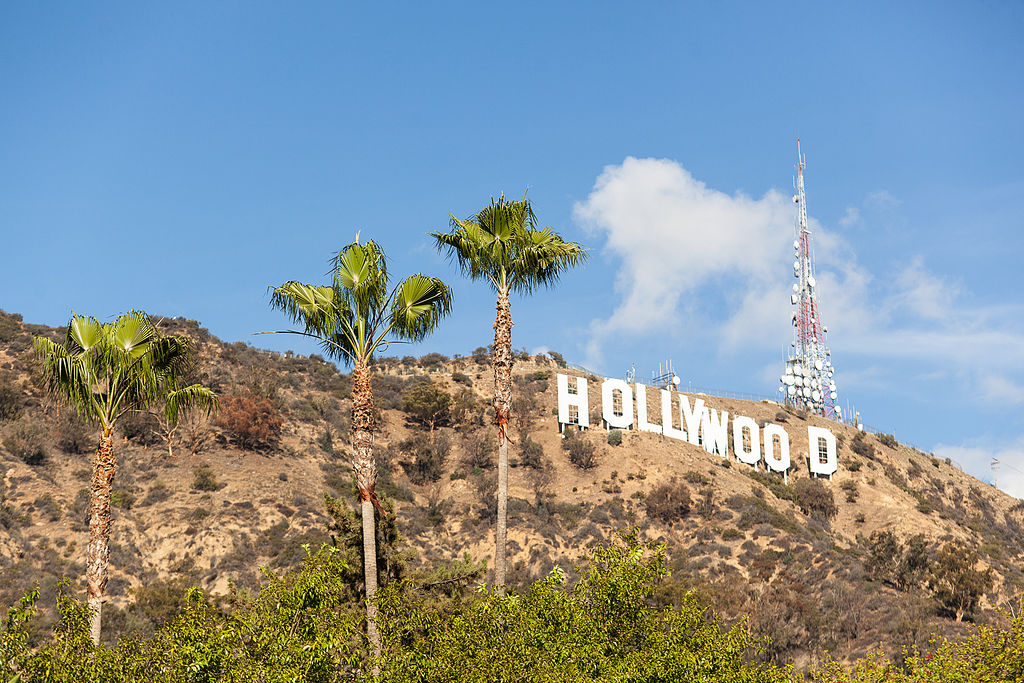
{"left": 733, "top": 415, "right": 761, "bottom": 467}
{"left": 557, "top": 374, "right": 589, "bottom": 428}
{"left": 763, "top": 424, "right": 791, "bottom": 475}
{"left": 635, "top": 384, "right": 662, "bottom": 434}
{"left": 660, "top": 390, "right": 687, "bottom": 442}
{"left": 601, "top": 379, "right": 633, "bottom": 430}
{"left": 680, "top": 395, "right": 707, "bottom": 446}
{"left": 808, "top": 426, "right": 838, "bottom": 478}
{"left": 705, "top": 408, "right": 729, "bottom": 458}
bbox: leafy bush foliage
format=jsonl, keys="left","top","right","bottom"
{"left": 400, "top": 380, "right": 452, "bottom": 431}
{"left": 0, "top": 372, "right": 22, "bottom": 422}
{"left": 606, "top": 429, "right": 622, "bottom": 446}
{"left": 645, "top": 478, "right": 692, "bottom": 523}
{"left": 2, "top": 418, "right": 47, "bottom": 465}
{"left": 516, "top": 432, "right": 545, "bottom": 469}
{"left": 792, "top": 477, "right": 837, "bottom": 521}
{"left": 876, "top": 432, "right": 898, "bottom": 449}
{"left": 191, "top": 466, "right": 220, "bottom": 492}
{"left": 929, "top": 541, "right": 993, "bottom": 622}
{"left": 399, "top": 434, "right": 450, "bottom": 485}
{"left": 215, "top": 394, "right": 283, "bottom": 450}
{"left": 562, "top": 429, "right": 598, "bottom": 470}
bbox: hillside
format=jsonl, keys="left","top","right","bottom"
{"left": 1, "top": 309, "right": 1022, "bottom": 669}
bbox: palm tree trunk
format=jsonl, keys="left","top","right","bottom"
{"left": 86, "top": 429, "right": 117, "bottom": 646}
{"left": 492, "top": 289, "right": 514, "bottom": 592}
{"left": 350, "top": 359, "right": 381, "bottom": 668}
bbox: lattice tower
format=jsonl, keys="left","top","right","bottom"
{"left": 779, "top": 140, "right": 841, "bottom": 420}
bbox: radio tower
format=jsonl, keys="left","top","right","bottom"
{"left": 779, "top": 140, "right": 841, "bottom": 420}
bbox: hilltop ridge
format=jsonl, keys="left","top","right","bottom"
{"left": 0, "top": 310, "right": 1021, "bottom": 669}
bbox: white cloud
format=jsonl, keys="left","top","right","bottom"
{"left": 573, "top": 157, "right": 793, "bottom": 364}
{"left": 838, "top": 206, "right": 861, "bottom": 228}
{"left": 933, "top": 437, "right": 1024, "bottom": 500}
{"left": 573, "top": 157, "right": 1024, "bottom": 408}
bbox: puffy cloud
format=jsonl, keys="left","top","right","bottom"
{"left": 573, "top": 157, "right": 793, "bottom": 362}
{"left": 573, "top": 157, "right": 1024, "bottom": 407}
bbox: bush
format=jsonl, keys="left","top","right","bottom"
{"left": 645, "top": 478, "right": 692, "bottom": 523}
{"left": 2, "top": 418, "right": 47, "bottom": 465}
{"left": 400, "top": 380, "right": 452, "bottom": 431}
{"left": 140, "top": 481, "right": 170, "bottom": 506}
{"left": 118, "top": 411, "right": 160, "bottom": 446}
{"left": 55, "top": 412, "right": 93, "bottom": 454}
{"left": 462, "top": 430, "right": 495, "bottom": 470}
{"left": 399, "top": 434, "right": 450, "bottom": 485}
{"left": 215, "top": 394, "right": 284, "bottom": 450}
{"left": 517, "top": 433, "right": 545, "bottom": 469}
{"left": 191, "top": 466, "right": 220, "bottom": 492}
{"left": 111, "top": 490, "right": 135, "bottom": 510}
{"left": 563, "top": 430, "right": 598, "bottom": 470}
{"left": 876, "top": 432, "right": 898, "bottom": 449}
{"left": 850, "top": 432, "right": 875, "bottom": 459}
{"left": 606, "top": 429, "right": 622, "bottom": 446}
{"left": 0, "top": 372, "right": 22, "bottom": 422}
{"left": 451, "top": 371, "right": 472, "bottom": 386}
{"left": 792, "top": 477, "right": 837, "bottom": 521}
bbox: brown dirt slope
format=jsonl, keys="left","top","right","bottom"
{"left": 0, "top": 310, "right": 1021, "bottom": 668}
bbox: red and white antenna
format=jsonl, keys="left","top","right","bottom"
{"left": 779, "top": 140, "right": 841, "bottom": 420}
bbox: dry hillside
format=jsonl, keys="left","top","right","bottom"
{"left": 1, "top": 310, "right": 1022, "bottom": 669}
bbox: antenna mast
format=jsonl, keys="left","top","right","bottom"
{"left": 779, "top": 140, "right": 841, "bottom": 420}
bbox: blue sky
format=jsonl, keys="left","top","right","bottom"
{"left": 2, "top": 2, "right": 1023, "bottom": 495}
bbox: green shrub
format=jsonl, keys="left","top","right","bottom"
{"left": 876, "top": 432, "right": 898, "bottom": 449}
{"left": 111, "top": 490, "right": 135, "bottom": 510}
{"left": 2, "top": 418, "right": 47, "bottom": 465}
{"left": 400, "top": 434, "right": 450, "bottom": 485}
{"left": 606, "top": 429, "right": 622, "bottom": 446}
{"left": 400, "top": 380, "right": 452, "bottom": 431}
{"left": 191, "top": 466, "right": 220, "bottom": 492}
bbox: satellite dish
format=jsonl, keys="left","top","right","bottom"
{"left": 812, "top": 390, "right": 821, "bottom": 401}
{"left": 808, "top": 276, "right": 816, "bottom": 288}
{"left": 785, "top": 366, "right": 793, "bottom": 375}
{"left": 787, "top": 385, "right": 797, "bottom": 396}
{"left": 822, "top": 325, "right": 828, "bottom": 333}
{"left": 792, "top": 284, "right": 799, "bottom": 294}
{"left": 791, "top": 294, "right": 798, "bottom": 304}
{"left": 830, "top": 391, "right": 838, "bottom": 400}
{"left": 793, "top": 240, "right": 799, "bottom": 249}
{"left": 814, "top": 359, "right": 823, "bottom": 371}
{"left": 672, "top": 375, "right": 680, "bottom": 386}
{"left": 802, "top": 387, "right": 811, "bottom": 397}
{"left": 793, "top": 261, "right": 800, "bottom": 270}
{"left": 835, "top": 406, "right": 842, "bottom": 415}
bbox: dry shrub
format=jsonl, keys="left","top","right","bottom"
{"left": 215, "top": 394, "right": 283, "bottom": 451}
{"left": 645, "top": 478, "right": 691, "bottom": 523}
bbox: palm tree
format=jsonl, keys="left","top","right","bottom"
{"left": 268, "top": 238, "right": 452, "bottom": 663}
{"left": 33, "top": 311, "right": 217, "bottom": 645}
{"left": 432, "top": 194, "right": 586, "bottom": 591}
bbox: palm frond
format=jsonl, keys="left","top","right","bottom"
{"left": 331, "top": 240, "right": 389, "bottom": 322}
{"left": 433, "top": 193, "right": 587, "bottom": 294}
{"left": 164, "top": 384, "right": 218, "bottom": 425}
{"left": 387, "top": 275, "right": 454, "bottom": 343}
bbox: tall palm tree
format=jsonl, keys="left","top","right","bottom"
{"left": 33, "top": 311, "right": 217, "bottom": 645}
{"left": 268, "top": 238, "right": 452, "bottom": 663}
{"left": 432, "top": 194, "right": 586, "bottom": 591}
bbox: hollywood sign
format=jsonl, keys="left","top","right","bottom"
{"left": 556, "top": 374, "right": 838, "bottom": 481}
